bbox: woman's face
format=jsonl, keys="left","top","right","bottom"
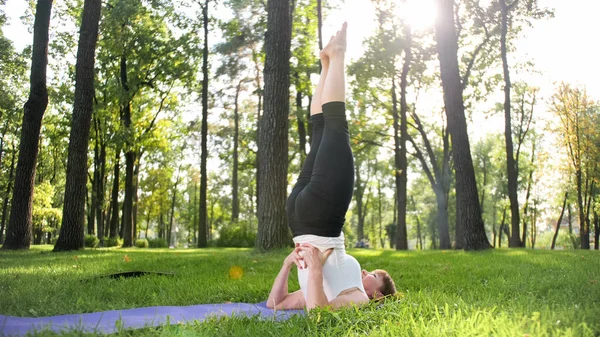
{"left": 361, "top": 269, "right": 385, "bottom": 299}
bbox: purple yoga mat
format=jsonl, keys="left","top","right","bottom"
{"left": 0, "top": 302, "right": 304, "bottom": 336}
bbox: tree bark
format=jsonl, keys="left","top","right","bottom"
{"left": 232, "top": 81, "right": 241, "bottom": 223}
{"left": 2, "top": 0, "right": 53, "bottom": 250}
{"left": 88, "top": 170, "right": 96, "bottom": 235}
{"left": 193, "top": 182, "right": 198, "bottom": 244}
{"left": 251, "top": 47, "right": 263, "bottom": 220}
{"left": 355, "top": 165, "right": 366, "bottom": 241}
{"left": 95, "top": 120, "right": 106, "bottom": 246}
{"left": 295, "top": 74, "right": 307, "bottom": 161}
{"left": 500, "top": 0, "right": 523, "bottom": 248}
{"left": 168, "top": 168, "right": 181, "bottom": 247}
{"left": 133, "top": 160, "right": 140, "bottom": 239}
{"left": 0, "top": 144, "right": 16, "bottom": 244}
{"left": 392, "top": 80, "right": 407, "bottom": 250}
{"left": 550, "top": 192, "right": 568, "bottom": 249}
{"left": 410, "top": 196, "right": 423, "bottom": 250}
{"left": 434, "top": 0, "right": 490, "bottom": 250}
{"left": 395, "top": 26, "right": 412, "bottom": 251}
{"left": 594, "top": 210, "right": 599, "bottom": 250}
{"left": 0, "top": 121, "right": 7, "bottom": 172}
{"left": 198, "top": 0, "right": 210, "bottom": 248}
{"left": 256, "top": 0, "right": 292, "bottom": 250}
{"left": 54, "top": 0, "right": 102, "bottom": 251}
{"left": 120, "top": 53, "right": 135, "bottom": 248}
{"left": 108, "top": 151, "right": 120, "bottom": 238}
{"left": 378, "top": 180, "right": 384, "bottom": 248}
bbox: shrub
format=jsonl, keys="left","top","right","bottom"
{"left": 135, "top": 239, "right": 149, "bottom": 248}
{"left": 84, "top": 234, "right": 99, "bottom": 248}
{"left": 216, "top": 224, "right": 256, "bottom": 248}
{"left": 148, "top": 238, "right": 168, "bottom": 248}
{"left": 104, "top": 237, "right": 122, "bottom": 248}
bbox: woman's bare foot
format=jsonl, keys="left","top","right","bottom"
{"left": 320, "top": 22, "right": 347, "bottom": 59}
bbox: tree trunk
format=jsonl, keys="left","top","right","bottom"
{"left": 594, "top": 210, "right": 599, "bottom": 250}
{"left": 355, "top": 165, "right": 365, "bottom": 241}
{"left": 432, "top": 186, "right": 450, "bottom": 248}
{"left": 122, "top": 151, "right": 134, "bottom": 246}
{"left": 295, "top": 74, "right": 307, "bottom": 161}
{"left": 551, "top": 192, "right": 568, "bottom": 249}
{"left": 0, "top": 144, "right": 16, "bottom": 244}
{"left": 530, "top": 203, "right": 538, "bottom": 248}
{"left": 434, "top": 0, "right": 490, "bottom": 250}
{"left": 410, "top": 196, "right": 423, "bottom": 250}
{"left": 521, "top": 144, "right": 535, "bottom": 246}
{"left": 378, "top": 180, "right": 384, "bottom": 248}
{"left": 120, "top": 53, "right": 134, "bottom": 248}
{"left": 159, "top": 212, "right": 164, "bottom": 240}
{"left": 132, "top": 158, "right": 140, "bottom": 239}
{"left": 499, "top": 0, "right": 523, "bottom": 248}
{"left": 193, "top": 181, "right": 198, "bottom": 244}
{"left": 109, "top": 151, "right": 120, "bottom": 238}
{"left": 2, "top": 0, "right": 53, "bottom": 250}
{"left": 395, "top": 27, "right": 412, "bottom": 251}
{"left": 95, "top": 118, "right": 106, "bottom": 246}
{"left": 168, "top": 170, "right": 180, "bottom": 247}
{"left": 576, "top": 169, "right": 589, "bottom": 249}
{"left": 392, "top": 79, "right": 407, "bottom": 250}
{"left": 88, "top": 169, "right": 96, "bottom": 235}
{"left": 251, "top": 47, "right": 263, "bottom": 219}
{"left": 256, "top": 0, "right": 292, "bottom": 251}
{"left": 198, "top": 0, "right": 210, "bottom": 248}
{"left": 0, "top": 121, "right": 7, "bottom": 171}
{"left": 232, "top": 81, "right": 241, "bottom": 223}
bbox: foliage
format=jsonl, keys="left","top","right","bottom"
{"left": 84, "top": 234, "right": 99, "bottom": 248}
{"left": 216, "top": 222, "right": 256, "bottom": 248}
{"left": 32, "top": 181, "right": 62, "bottom": 235}
{"left": 135, "top": 238, "right": 149, "bottom": 248}
{"left": 0, "top": 247, "right": 598, "bottom": 336}
{"left": 147, "top": 238, "right": 168, "bottom": 248}
{"left": 104, "top": 237, "right": 122, "bottom": 248}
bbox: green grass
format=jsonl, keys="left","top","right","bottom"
{"left": 1, "top": 246, "right": 599, "bottom": 336}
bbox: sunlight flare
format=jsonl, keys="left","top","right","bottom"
{"left": 396, "top": 0, "right": 437, "bottom": 30}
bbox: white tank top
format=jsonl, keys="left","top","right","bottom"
{"left": 293, "top": 233, "right": 366, "bottom": 301}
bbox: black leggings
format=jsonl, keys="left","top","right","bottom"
{"left": 286, "top": 102, "right": 354, "bottom": 237}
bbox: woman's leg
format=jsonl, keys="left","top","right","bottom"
{"left": 321, "top": 22, "right": 346, "bottom": 105}
{"left": 290, "top": 23, "right": 354, "bottom": 237}
{"left": 286, "top": 55, "right": 330, "bottom": 226}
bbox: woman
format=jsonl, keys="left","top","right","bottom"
{"left": 266, "top": 22, "right": 396, "bottom": 311}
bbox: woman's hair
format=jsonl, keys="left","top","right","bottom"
{"left": 373, "top": 269, "right": 396, "bottom": 298}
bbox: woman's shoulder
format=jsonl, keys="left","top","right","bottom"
{"left": 330, "top": 287, "right": 369, "bottom": 309}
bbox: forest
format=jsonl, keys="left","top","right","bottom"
{"left": 0, "top": 0, "right": 598, "bottom": 252}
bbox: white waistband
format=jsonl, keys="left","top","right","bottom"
{"left": 293, "top": 232, "right": 346, "bottom": 251}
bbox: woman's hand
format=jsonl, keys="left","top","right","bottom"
{"left": 298, "top": 243, "right": 333, "bottom": 270}
{"left": 283, "top": 246, "right": 304, "bottom": 269}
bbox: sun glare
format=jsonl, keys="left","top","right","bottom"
{"left": 396, "top": 0, "right": 437, "bottom": 30}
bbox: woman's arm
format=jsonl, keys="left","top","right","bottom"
{"left": 299, "top": 244, "right": 334, "bottom": 311}
{"left": 306, "top": 267, "right": 330, "bottom": 310}
{"left": 266, "top": 249, "right": 306, "bottom": 309}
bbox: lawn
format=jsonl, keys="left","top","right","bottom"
{"left": 0, "top": 246, "right": 598, "bottom": 336}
